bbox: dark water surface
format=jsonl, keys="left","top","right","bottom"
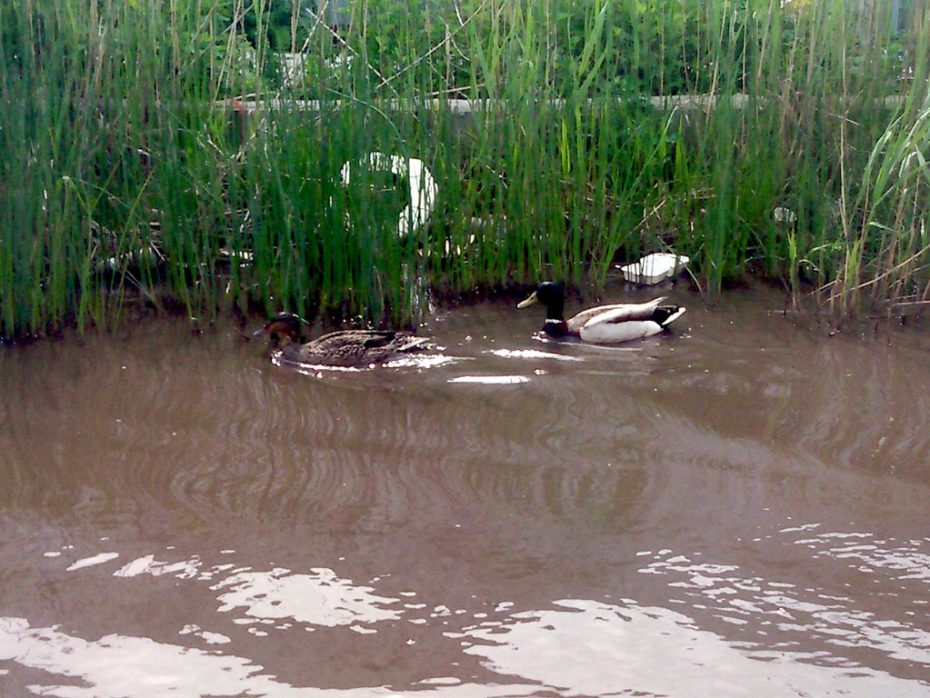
{"left": 2, "top": 285, "right": 930, "bottom": 697}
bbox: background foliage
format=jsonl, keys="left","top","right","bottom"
{"left": 1, "top": 0, "right": 928, "bottom": 337}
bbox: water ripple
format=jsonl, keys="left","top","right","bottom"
{"left": 459, "top": 598, "right": 930, "bottom": 697}
{"left": 4, "top": 289, "right": 930, "bottom": 695}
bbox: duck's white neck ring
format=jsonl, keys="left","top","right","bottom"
{"left": 543, "top": 319, "right": 569, "bottom": 336}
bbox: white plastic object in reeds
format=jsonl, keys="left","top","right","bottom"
{"left": 618, "top": 252, "right": 690, "bottom": 285}
{"left": 339, "top": 152, "right": 438, "bottom": 239}
{"left": 773, "top": 206, "right": 798, "bottom": 223}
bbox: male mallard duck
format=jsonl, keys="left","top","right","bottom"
{"left": 253, "top": 312, "right": 434, "bottom": 367}
{"left": 517, "top": 281, "right": 686, "bottom": 344}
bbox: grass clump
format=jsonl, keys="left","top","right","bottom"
{"left": 1, "top": 0, "right": 928, "bottom": 339}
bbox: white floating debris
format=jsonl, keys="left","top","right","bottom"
{"left": 619, "top": 252, "right": 690, "bottom": 285}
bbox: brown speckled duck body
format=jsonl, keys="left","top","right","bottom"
{"left": 254, "top": 313, "right": 433, "bottom": 367}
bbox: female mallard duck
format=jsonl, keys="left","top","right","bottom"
{"left": 253, "top": 312, "right": 434, "bottom": 367}
{"left": 517, "top": 281, "right": 686, "bottom": 344}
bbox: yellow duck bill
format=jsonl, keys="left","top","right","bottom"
{"left": 516, "top": 291, "right": 538, "bottom": 309}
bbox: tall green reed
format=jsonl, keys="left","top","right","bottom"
{"left": 1, "top": 0, "right": 928, "bottom": 340}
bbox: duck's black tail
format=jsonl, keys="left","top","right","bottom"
{"left": 652, "top": 305, "right": 686, "bottom": 327}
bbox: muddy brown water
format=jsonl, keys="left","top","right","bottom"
{"left": 1, "top": 285, "right": 930, "bottom": 697}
